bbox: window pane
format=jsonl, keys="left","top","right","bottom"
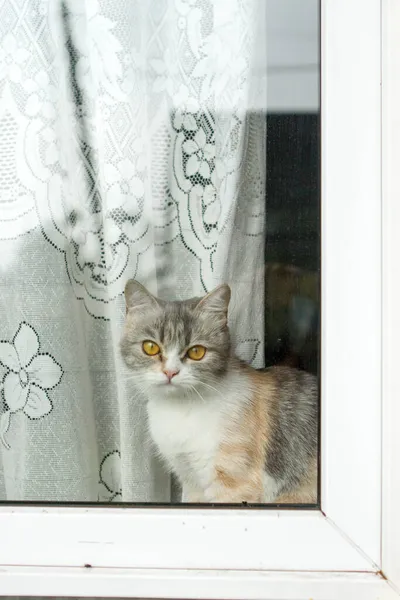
{"left": 0, "top": 0, "right": 319, "bottom": 504}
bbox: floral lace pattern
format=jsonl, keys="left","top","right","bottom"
{"left": 0, "top": 322, "right": 63, "bottom": 449}
{"left": 0, "top": 0, "right": 266, "bottom": 501}
{"left": 98, "top": 450, "right": 122, "bottom": 502}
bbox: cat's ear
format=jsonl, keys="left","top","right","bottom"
{"left": 196, "top": 284, "right": 231, "bottom": 315}
{"left": 124, "top": 280, "right": 159, "bottom": 312}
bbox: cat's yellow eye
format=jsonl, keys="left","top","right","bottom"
{"left": 187, "top": 345, "right": 206, "bottom": 361}
{"left": 142, "top": 340, "right": 160, "bottom": 356}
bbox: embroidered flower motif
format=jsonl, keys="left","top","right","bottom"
{"left": 0, "top": 322, "right": 63, "bottom": 449}
{"left": 189, "top": 180, "right": 221, "bottom": 246}
{"left": 70, "top": 0, "right": 123, "bottom": 97}
{"left": 59, "top": 156, "right": 146, "bottom": 280}
{"left": 173, "top": 84, "right": 199, "bottom": 131}
{"left": 183, "top": 127, "right": 215, "bottom": 179}
{"left": 104, "top": 158, "right": 145, "bottom": 243}
{"left": 190, "top": 4, "right": 248, "bottom": 103}
{"left": 175, "top": 0, "right": 198, "bottom": 17}
{"left": 98, "top": 450, "right": 122, "bottom": 502}
{"left": 70, "top": 210, "right": 104, "bottom": 268}
{"left": 41, "top": 126, "right": 62, "bottom": 167}
{"left": 24, "top": 70, "right": 56, "bottom": 120}
{"left": 150, "top": 48, "right": 178, "bottom": 96}
{"left": 120, "top": 49, "right": 145, "bottom": 95}
{"left": 0, "top": 33, "right": 30, "bottom": 83}
{"left": 37, "top": 159, "right": 150, "bottom": 316}
{"left": 202, "top": 183, "right": 220, "bottom": 226}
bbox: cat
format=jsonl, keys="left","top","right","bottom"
{"left": 120, "top": 279, "right": 318, "bottom": 504}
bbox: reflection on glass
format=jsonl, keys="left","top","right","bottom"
{"left": 0, "top": 0, "right": 319, "bottom": 503}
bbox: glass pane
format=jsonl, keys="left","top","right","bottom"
{"left": 0, "top": 0, "right": 319, "bottom": 504}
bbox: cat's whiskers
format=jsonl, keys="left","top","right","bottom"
{"left": 122, "top": 373, "right": 155, "bottom": 386}
{"left": 197, "top": 379, "right": 224, "bottom": 398}
{"left": 188, "top": 384, "right": 207, "bottom": 404}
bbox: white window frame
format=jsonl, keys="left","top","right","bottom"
{"left": 1, "top": 0, "right": 399, "bottom": 598}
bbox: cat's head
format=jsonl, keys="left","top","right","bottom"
{"left": 120, "top": 280, "right": 231, "bottom": 398}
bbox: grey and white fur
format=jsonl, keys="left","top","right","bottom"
{"left": 120, "top": 280, "right": 318, "bottom": 503}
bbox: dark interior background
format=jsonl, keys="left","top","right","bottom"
{"left": 264, "top": 113, "right": 320, "bottom": 375}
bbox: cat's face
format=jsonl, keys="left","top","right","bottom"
{"left": 120, "top": 281, "right": 231, "bottom": 398}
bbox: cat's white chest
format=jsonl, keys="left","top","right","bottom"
{"left": 147, "top": 396, "right": 221, "bottom": 489}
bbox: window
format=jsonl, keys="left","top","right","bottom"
{"left": 1, "top": 0, "right": 399, "bottom": 598}
{"left": 0, "top": 0, "right": 320, "bottom": 507}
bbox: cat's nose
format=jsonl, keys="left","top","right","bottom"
{"left": 163, "top": 368, "right": 180, "bottom": 382}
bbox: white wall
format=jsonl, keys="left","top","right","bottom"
{"left": 267, "top": 0, "right": 319, "bottom": 112}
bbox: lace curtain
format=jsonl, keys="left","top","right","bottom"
{"left": 0, "top": 0, "right": 267, "bottom": 502}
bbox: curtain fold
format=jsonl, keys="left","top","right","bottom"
{"left": 0, "top": 0, "right": 267, "bottom": 502}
